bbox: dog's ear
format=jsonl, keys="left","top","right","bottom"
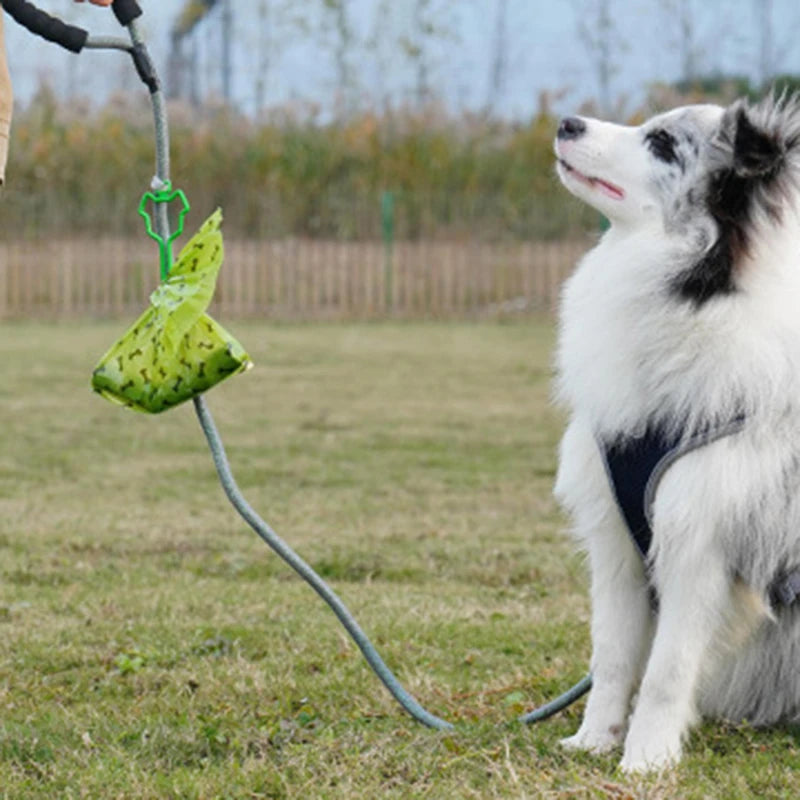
{"left": 723, "top": 102, "right": 785, "bottom": 179}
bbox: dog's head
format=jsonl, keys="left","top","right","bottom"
{"left": 554, "top": 95, "right": 800, "bottom": 305}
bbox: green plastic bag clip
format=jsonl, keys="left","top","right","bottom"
{"left": 138, "top": 181, "right": 191, "bottom": 280}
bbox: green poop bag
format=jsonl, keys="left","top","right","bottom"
{"left": 92, "top": 209, "right": 252, "bottom": 413}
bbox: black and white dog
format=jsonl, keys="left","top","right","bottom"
{"left": 553, "top": 94, "right": 800, "bottom": 772}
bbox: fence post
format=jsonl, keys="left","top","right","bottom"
{"left": 381, "top": 190, "right": 394, "bottom": 313}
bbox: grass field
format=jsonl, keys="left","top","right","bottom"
{"left": 0, "top": 320, "right": 798, "bottom": 799}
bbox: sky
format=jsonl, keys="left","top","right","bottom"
{"left": 4, "top": 1, "right": 800, "bottom": 120}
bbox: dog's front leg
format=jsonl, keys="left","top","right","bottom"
{"left": 620, "top": 552, "right": 730, "bottom": 773}
{"left": 555, "top": 421, "right": 653, "bottom": 754}
{"left": 562, "top": 532, "right": 653, "bottom": 754}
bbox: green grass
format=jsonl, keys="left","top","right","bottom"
{"left": 0, "top": 320, "right": 797, "bottom": 798}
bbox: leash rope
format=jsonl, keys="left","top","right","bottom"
{"left": 2, "top": 0, "right": 590, "bottom": 729}
{"left": 192, "top": 395, "right": 454, "bottom": 730}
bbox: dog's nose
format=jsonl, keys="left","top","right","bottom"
{"left": 557, "top": 117, "right": 587, "bottom": 141}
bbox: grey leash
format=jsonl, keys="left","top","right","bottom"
{"left": 2, "top": 0, "right": 590, "bottom": 730}
{"left": 193, "top": 396, "right": 590, "bottom": 729}
{"left": 192, "top": 395, "right": 454, "bottom": 730}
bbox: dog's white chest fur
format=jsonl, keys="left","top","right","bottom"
{"left": 557, "top": 227, "right": 689, "bottom": 437}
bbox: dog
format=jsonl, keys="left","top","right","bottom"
{"left": 552, "top": 93, "right": 800, "bottom": 773}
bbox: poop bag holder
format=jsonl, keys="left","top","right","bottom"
{"left": 92, "top": 209, "right": 252, "bottom": 413}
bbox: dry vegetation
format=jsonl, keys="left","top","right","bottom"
{"left": 0, "top": 91, "right": 595, "bottom": 240}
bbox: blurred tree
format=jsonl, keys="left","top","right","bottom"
{"left": 484, "top": 0, "right": 509, "bottom": 117}
{"left": 757, "top": 0, "right": 775, "bottom": 87}
{"left": 255, "top": 0, "right": 271, "bottom": 116}
{"left": 574, "top": 0, "right": 622, "bottom": 117}
{"left": 364, "top": 0, "right": 395, "bottom": 115}
{"left": 169, "top": 0, "right": 217, "bottom": 104}
{"left": 753, "top": 0, "right": 800, "bottom": 90}
{"left": 319, "top": 0, "right": 357, "bottom": 118}
{"left": 664, "top": 0, "right": 700, "bottom": 84}
{"left": 168, "top": 0, "right": 234, "bottom": 106}
{"left": 221, "top": 0, "right": 233, "bottom": 103}
{"left": 406, "top": 0, "right": 434, "bottom": 109}
{"left": 657, "top": 0, "right": 733, "bottom": 89}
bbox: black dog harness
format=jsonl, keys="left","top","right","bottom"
{"left": 599, "top": 418, "right": 800, "bottom": 609}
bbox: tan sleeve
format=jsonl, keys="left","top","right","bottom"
{"left": 0, "top": 14, "right": 12, "bottom": 185}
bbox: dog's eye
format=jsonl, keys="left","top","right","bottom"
{"left": 645, "top": 129, "right": 680, "bottom": 165}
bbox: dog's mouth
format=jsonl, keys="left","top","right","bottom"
{"left": 558, "top": 159, "right": 625, "bottom": 201}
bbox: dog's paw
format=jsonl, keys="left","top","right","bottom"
{"left": 620, "top": 729, "right": 681, "bottom": 774}
{"left": 620, "top": 693, "right": 691, "bottom": 773}
{"left": 560, "top": 723, "right": 625, "bottom": 755}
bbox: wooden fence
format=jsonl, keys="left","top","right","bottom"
{"left": 0, "top": 237, "right": 589, "bottom": 320}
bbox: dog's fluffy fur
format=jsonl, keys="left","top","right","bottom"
{"left": 553, "top": 94, "right": 800, "bottom": 772}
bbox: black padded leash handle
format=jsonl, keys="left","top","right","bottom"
{"left": 2, "top": 0, "right": 88, "bottom": 53}
{"left": 1, "top": 0, "right": 142, "bottom": 53}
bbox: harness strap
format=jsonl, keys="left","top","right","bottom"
{"left": 598, "top": 417, "right": 800, "bottom": 609}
